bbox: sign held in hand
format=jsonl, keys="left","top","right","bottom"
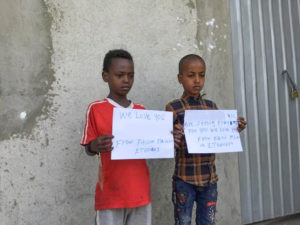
{"left": 184, "top": 110, "right": 243, "bottom": 154}
{"left": 112, "top": 108, "right": 174, "bottom": 160}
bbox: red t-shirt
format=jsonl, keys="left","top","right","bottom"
{"left": 81, "top": 98, "right": 151, "bottom": 210}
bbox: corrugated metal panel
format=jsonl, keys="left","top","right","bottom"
{"left": 229, "top": 0, "right": 300, "bottom": 224}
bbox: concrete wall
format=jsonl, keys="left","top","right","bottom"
{"left": 0, "top": 0, "right": 241, "bottom": 224}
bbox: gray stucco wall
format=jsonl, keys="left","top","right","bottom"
{"left": 0, "top": 0, "right": 241, "bottom": 224}
{"left": 0, "top": 0, "right": 55, "bottom": 141}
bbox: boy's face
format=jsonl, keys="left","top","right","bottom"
{"left": 102, "top": 58, "right": 134, "bottom": 97}
{"left": 178, "top": 58, "right": 206, "bottom": 97}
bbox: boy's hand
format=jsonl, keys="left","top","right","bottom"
{"left": 90, "top": 135, "right": 114, "bottom": 153}
{"left": 172, "top": 123, "right": 184, "bottom": 149}
{"left": 237, "top": 117, "right": 247, "bottom": 132}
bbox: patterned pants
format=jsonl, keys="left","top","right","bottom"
{"left": 172, "top": 178, "right": 217, "bottom": 225}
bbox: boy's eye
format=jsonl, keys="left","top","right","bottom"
{"left": 200, "top": 73, "right": 205, "bottom": 77}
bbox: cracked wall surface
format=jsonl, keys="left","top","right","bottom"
{"left": 0, "top": 0, "right": 241, "bottom": 224}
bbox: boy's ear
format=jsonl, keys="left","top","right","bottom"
{"left": 177, "top": 74, "right": 183, "bottom": 84}
{"left": 102, "top": 71, "right": 109, "bottom": 82}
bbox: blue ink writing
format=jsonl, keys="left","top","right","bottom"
{"left": 187, "top": 128, "right": 197, "bottom": 133}
{"left": 137, "top": 139, "right": 155, "bottom": 146}
{"left": 115, "top": 139, "right": 134, "bottom": 148}
{"left": 154, "top": 113, "right": 165, "bottom": 121}
{"left": 135, "top": 112, "right": 151, "bottom": 120}
{"left": 135, "top": 147, "right": 160, "bottom": 154}
{"left": 119, "top": 112, "right": 132, "bottom": 119}
{"left": 157, "top": 138, "right": 173, "bottom": 144}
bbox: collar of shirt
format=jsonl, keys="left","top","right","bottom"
{"left": 106, "top": 98, "right": 134, "bottom": 108}
{"left": 181, "top": 91, "right": 203, "bottom": 104}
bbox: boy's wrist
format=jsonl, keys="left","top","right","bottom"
{"left": 86, "top": 142, "right": 98, "bottom": 155}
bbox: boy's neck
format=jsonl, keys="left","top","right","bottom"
{"left": 107, "top": 93, "right": 131, "bottom": 108}
{"left": 182, "top": 91, "right": 201, "bottom": 99}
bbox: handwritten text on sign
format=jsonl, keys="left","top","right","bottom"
{"left": 112, "top": 108, "right": 174, "bottom": 160}
{"left": 184, "top": 110, "right": 243, "bottom": 153}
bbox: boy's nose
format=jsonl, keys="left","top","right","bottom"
{"left": 123, "top": 75, "right": 129, "bottom": 82}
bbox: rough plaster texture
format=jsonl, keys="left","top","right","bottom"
{"left": 0, "top": 0, "right": 55, "bottom": 141}
{"left": 0, "top": 0, "right": 241, "bottom": 224}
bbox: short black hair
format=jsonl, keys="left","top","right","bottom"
{"left": 103, "top": 49, "right": 133, "bottom": 72}
{"left": 178, "top": 54, "right": 206, "bottom": 74}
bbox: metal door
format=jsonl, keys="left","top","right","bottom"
{"left": 229, "top": 0, "right": 300, "bottom": 224}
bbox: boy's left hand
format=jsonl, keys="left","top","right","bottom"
{"left": 237, "top": 117, "right": 247, "bottom": 132}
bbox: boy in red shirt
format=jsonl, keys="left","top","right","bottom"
{"left": 81, "top": 49, "right": 151, "bottom": 225}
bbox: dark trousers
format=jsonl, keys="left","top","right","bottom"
{"left": 172, "top": 177, "right": 218, "bottom": 225}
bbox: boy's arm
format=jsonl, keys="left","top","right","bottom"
{"left": 212, "top": 101, "right": 218, "bottom": 110}
{"left": 85, "top": 135, "right": 114, "bottom": 155}
{"left": 81, "top": 104, "right": 114, "bottom": 156}
{"left": 166, "top": 103, "right": 183, "bottom": 149}
{"left": 165, "top": 103, "right": 178, "bottom": 122}
{"left": 172, "top": 124, "right": 184, "bottom": 149}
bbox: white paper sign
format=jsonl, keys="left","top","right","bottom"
{"left": 184, "top": 110, "right": 243, "bottom": 153}
{"left": 112, "top": 108, "right": 174, "bottom": 160}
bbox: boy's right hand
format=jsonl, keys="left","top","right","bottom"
{"left": 90, "top": 135, "right": 114, "bottom": 153}
{"left": 172, "top": 123, "right": 184, "bottom": 149}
